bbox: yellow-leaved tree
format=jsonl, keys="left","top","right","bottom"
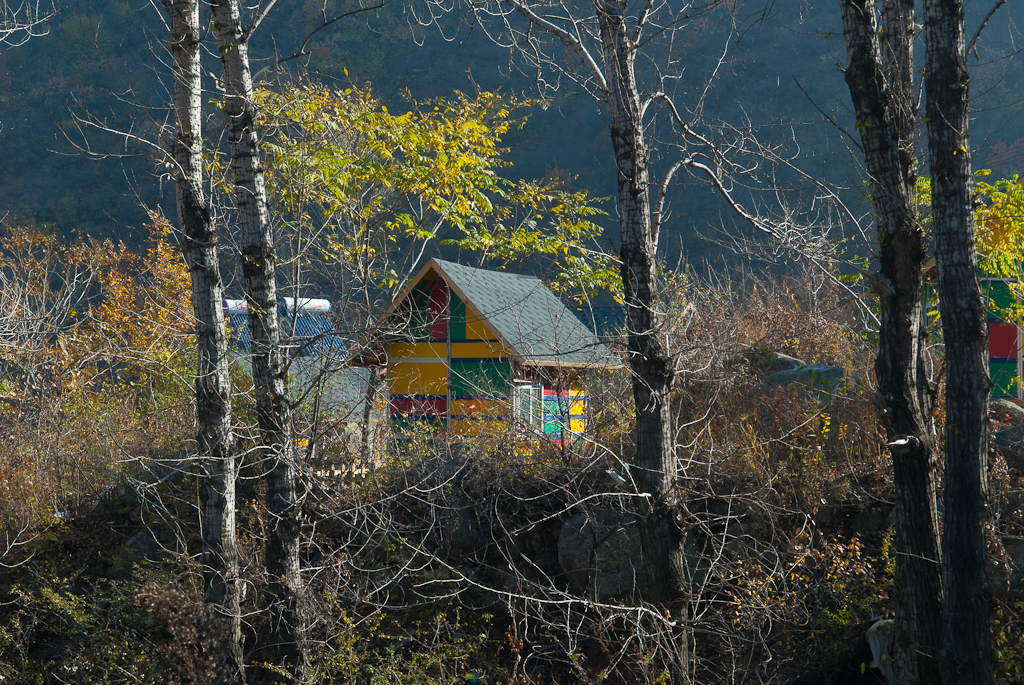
{"left": 917, "top": 173, "right": 1024, "bottom": 322}
{"left": 974, "top": 175, "right": 1024, "bottom": 327}
{"left": 256, "top": 84, "right": 618, "bottom": 321}
{"left": 253, "top": 83, "right": 619, "bottom": 464}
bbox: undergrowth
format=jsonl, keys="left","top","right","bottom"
{"left": 0, "top": 262, "right": 1021, "bottom": 684}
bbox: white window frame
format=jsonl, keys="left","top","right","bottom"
{"left": 513, "top": 383, "right": 543, "bottom": 430}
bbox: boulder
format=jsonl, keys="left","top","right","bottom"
{"left": 761, "top": 364, "right": 845, "bottom": 391}
{"left": 993, "top": 424, "right": 1024, "bottom": 471}
{"left": 445, "top": 506, "right": 489, "bottom": 557}
{"left": 558, "top": 509, "right": 648, "bottom": 600}
{"left": 850, "top": 501, "right": 894, "bottom": 538}
{"left": 866, "top": 619, "right": 896, "bottom": 684}
{"left": 759, "top": 365, "right": 847, "bottom": 407}
{"left": 558, "top": 510, "right": 714, "bottom": 600}
{"left": 735, "top": 346, "right": 806, "bottom": 377}
{"left": 991, "top": 398, "right": 1024, "bottom": 426}
{"left": 1004, "top": 537, "right": 1024, "bottom": 594}
{"left": 120, "top": 529, "right": 153, "bottom": 563}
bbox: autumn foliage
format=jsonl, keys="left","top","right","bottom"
{"left": 0, "top": 223, "right": 1022, "bottom": 684}
{"left": 0, "top": 216, "right": 195, "bottom": 535}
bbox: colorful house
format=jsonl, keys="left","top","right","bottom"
{"left": 367, "top": 259, "right": 621, "bottom": 444}
{"left": 984, "top": 279, "right": 1022, "bottom": 399}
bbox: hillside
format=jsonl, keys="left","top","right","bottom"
{"left": 1, "top": 1, "right": 1023, "bottom": 683}
{"left": 0, "top": 0, "right": 1020, "bottom": 260}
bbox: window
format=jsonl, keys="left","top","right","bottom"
{"left": 513, "top": 384, "right": 542, "bottom": 429}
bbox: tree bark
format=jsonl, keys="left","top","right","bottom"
{"left": 164, "top": 0, "right": 243, "bottom": 678}
{"left": 923, "top": 0, "right": 994, "bottom": 682}
{"left": 596, "top": 1, "right": 689, "bottom": 676}
{"left": 210, "top": 0, "right": 307, "bottom": 678}
{"left": 840, "top": 1, "right": 943, "bottom": 681}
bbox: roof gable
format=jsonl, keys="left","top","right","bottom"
{"left": 388, "top": 259, "right": 620, "bottom": 368}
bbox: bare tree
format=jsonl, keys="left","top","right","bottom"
{"left": 839, "top": 1, "right": 942, "bottom": 681}
{"left": 162, "top": 0, "right": 243, "bottom": 678}
{"left": 0, "top": 0, "right": 53, "bottom": 48}
{"left": 210, "top": 0, "right": 307, "bottom": 677}
{"left": 839, "top": 0, "right": 999, "bottom": 681}
{"left": 923, "top": 0, "right": 994, "bottom": 681}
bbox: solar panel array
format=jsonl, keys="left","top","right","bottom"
{"left": 226, "top": 312, "right": 346, "bottom": 359}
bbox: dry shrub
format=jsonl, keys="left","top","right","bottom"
{"left": 136, "top": 587, "right": 237, "bottom": 684}
{"left": 661, "top": 264, "right": 883, "bottom": 494}
{"left": 731, "top": 268, "right": 867, "bottom": 368}
{"left": 0, "top": 219, "right": 197, "bottom": 537}
{"left": 645, "top": 266, "right": 894, "bottom": 682}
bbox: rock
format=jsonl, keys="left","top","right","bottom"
{"left": 735, "top": 346, "right": 806, "bottom": 377}
{"left": 761, "top": 364, "right": 846, "bottom": 391}
{"left": 1004, "top": 538, "right": 1024, "bottom": 594}
{"left": 850, "top": 502, "right": 894, "bottom": 538}
{"left": 866, "top": 619, "right": 896, "bottom": 684}
{"left": 991, "top": 399, "right": 1024, "bottom": 426}
{"left": 445, "top": 506, "right": 488, "bottom": 557}
{"left": 758, "top": 365, "right": 848, "bottom": 408}
{"left": 683, "top": 530, "right": 710, "bottom": 590}
{"left": 993, "top": 424, "right": 1024, "bottom": 470}
{"left": 814, "top": 504, "right": 838, "bottom": 532}
{"left": 120, "top": 530, "right": 153, "bottom": 563}
{"left": 558, "top": 509, "right": 648, "bottom": 600}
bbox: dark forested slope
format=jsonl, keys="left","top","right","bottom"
{"left": 0, "top": 0, "right": 1020, "bottom": 259}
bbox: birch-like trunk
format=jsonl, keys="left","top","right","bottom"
{"left": 923, "top": 0, "right": 993, "bottom": 681}
{"left": 840, "top": 1, "right": 942, "bottom": 681}
{"left": 210, "top": 0, "right": 307, "bottom": 678}
{"left": 597, "top": 3, "right": 688, "bottom": 678}
{"left": 164, "top": 0, "right": 243, "bottom": 677}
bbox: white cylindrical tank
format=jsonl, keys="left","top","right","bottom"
{"left": 225, "top": 297, "right": 332, "bottom": 315}
{"left": 278, "top": 297, "right": 331, "bottom": 314}
{"left": 224, "top": 299, "right": 248, "bottom": 314}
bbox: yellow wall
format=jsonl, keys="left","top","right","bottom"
{"left": 390, "top": 342, "right": 447, "bottom": 359}
{"left": 390, "top": 360, "right": 447, "bottom": 396}
{"left": 450, "top": 341, "right": 507, "bottom": 358}
{"left": 465, "top": 315, "right": 497, "bottom": 342}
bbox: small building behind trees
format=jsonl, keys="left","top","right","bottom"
{"left": 362, "top": 259, "right": 621, "bottom": 446}
{"left": 984, "top": 279, "right": 1024, "bottom": 399}
{"left": 225, "top": 297, "right": 374, "bottom": 466}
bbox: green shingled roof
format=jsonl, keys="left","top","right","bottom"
{"left": 431, "top": 259, "right": 620, "bottom": 368}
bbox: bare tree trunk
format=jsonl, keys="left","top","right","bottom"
{"left": 164, "top": 0, "right": 243, "bottom": 678}
{"left": 210, "top": 0, "right": 307, "bottom": 678}
{"left": 923, "top": 1, "right": 993, "bottom": 681}
{"left": 596, "top": 1, "right": 688, "bottom": 677}
{"left": 841, "top": 2, "right": 943, "bottom": 682}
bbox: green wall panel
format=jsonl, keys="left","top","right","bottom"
{"left": 991, "top": 359, "right": 1020, "bottom": 398}
{"left": 450, "top": 360, "right": 510, "bottom": 397}
{"left": 450, "top": 293, "right": 467, "bottom": 341}
{"left": 985, "top": 279, "right": 1016, "bottom": 318}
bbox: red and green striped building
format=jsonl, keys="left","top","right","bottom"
{"left": 985, "top": 279, "right": 1022, "bottom": 398}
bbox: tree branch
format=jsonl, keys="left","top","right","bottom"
{"left": 266, "top": 0, "right": 388, "bottom": 71}
{"left": 966, "top": 0, "right": 1007, "bottom": 58}
{"left": 500, "top": 0, "right": 608, "bottom": 94}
